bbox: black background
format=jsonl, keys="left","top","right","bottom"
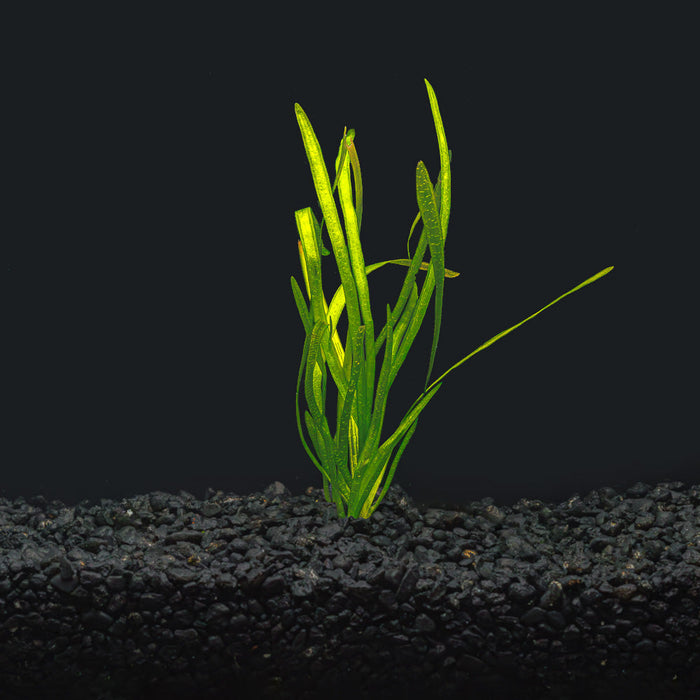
{"left": 6, "top": 8, "right": 698, "bottom": 509}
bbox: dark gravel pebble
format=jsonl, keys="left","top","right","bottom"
{"left": 0, "top": 479, "right": 698, "bottom": 699}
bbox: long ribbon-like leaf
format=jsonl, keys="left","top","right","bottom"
{"left": 415, "top": 160, "right": 445, "bottom": 392}
{"left": 295, "top": 104, "right": 363, "bottom": 335}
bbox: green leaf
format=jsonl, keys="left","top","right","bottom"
{"left": 415, "top": 160, "right": 445, "bottom": 391}
{"left": 295, "top": 104, "right": 363, "bottom": 334}
{"left": 419, "top": 266, "right": 616, "bottom": 400}
{"left": 424, "top": 79, "right": 451, "bottom": 240}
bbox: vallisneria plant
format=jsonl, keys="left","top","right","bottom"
{"left": 291, "top": 78, "right": 613, "bottom": 519}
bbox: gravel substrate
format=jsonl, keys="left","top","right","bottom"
{"left": 0, "top": 479, "right": 698, "bottom": 699}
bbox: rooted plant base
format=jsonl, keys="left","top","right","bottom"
{"left": 0, "top": 480, "right": 698, "bottom": 699}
